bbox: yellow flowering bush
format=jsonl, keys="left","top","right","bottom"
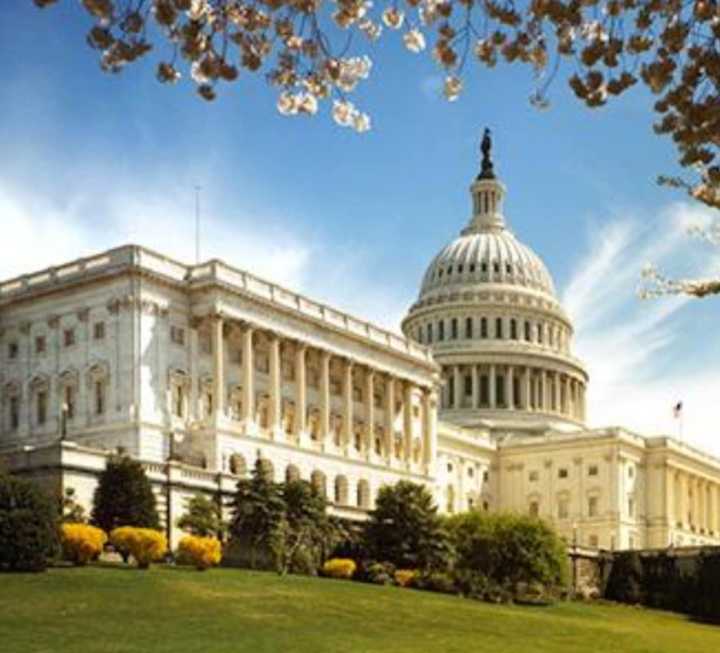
{"left": 322, "top": 558, "right": 356, "bottom": 580}
{"left": 177, "top": 535, "right": 222, "bottom": 571}
{"left": 60, "top": 523, "right": 107, "bottom": 566}
{"left": 394, "top": 569, "right": 417, "bottom": 588}
{"left": 110, "top": 527, "right": 167, "bottom": 569}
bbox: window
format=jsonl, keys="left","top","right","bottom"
{"left": 483, "top": 470, "right": 489, "bottom": 482}
{"left": 438, "top": 320, "right": 445, "bottom": 341}
{"left": 558, "top": 468, "right": 569, "bottom": 479}
{"left": 35, "top": 336, "right": 46, "bottom": 354}
{"left": 493, "top": 261, "right": 500, "bottom": 274}
{"left": 537, "top": 324, "right": 544, "bottom": 344}
{"left": 481, "top": 262, "right": 488, "bottom": 273}
{"left": 588, "top": 464, "right": 599, "bottom": 476}
{"left": 94, "top": 380, "right": 106, "bottom": 415}
{"left": 9, "top": 396, "right": 19, "bottom": 431}
{"left": 170, "top": 326, "right": 186, "bottom": 346}
{"left": 529, "top": 501, "right": 539, "bottom": 517}
{"left": 480, "top": 318, "right": 488, "bottom": 338}
{"left": 588, "top": 496, "right": 599, "bottom": 517}
{"left": 558, "top": 498, "right": 569, "bottom": 519}
{"left": 510, "top": 319, "right": 518, "bottom": 340}
{"left": 495, "top": 317, "right": 503, "bottom": 339}
{"left": 467, "top": 467, "right": 474, "bottom": 478}
{"left": 447, "top": 463, "right": 453, "bottom": 473}
{"left": 8, "top": 342, "right": 18, "bottom": 359}
{"left": 173, "top": 385, "right": 184, "bottom": 418}
{"left": 465, "top": 317, "right": 473, "bottom": 339}
{"left": 628, "top": 465, "right": 635, "bottom": 478}
{"left": 524, "top": 321, "right": 531, "bottom": 341}
{"left": 451, "top": 318, "right": 458, "bottom": 340}
{"left": 589, "top": 534, "right": 599, "bottom": 548}
{"left": 464, "top": 374, "right": 472, "bottom": 397}
{"left": 37, "top": 391, "right": 47, "bottom": 425}
{"left": 93, "top": 322, "right": 106, "bottom": 340}
{"left": 64, "top": 385, "right": 76, "bottom": 420}
{"left": 529, "top": 470, "right": 539, "bottom": 482}
{"left": 63, "top": 329, "right": 76, "bottom": 348}
{"left": 628, "top": 497, "right": 635, "bottom": 518}
{"left": 426, "top": 323, "right": 433, "bottom": 343}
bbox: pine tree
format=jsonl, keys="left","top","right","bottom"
{"left": 177, "top": 494, "right": 225, "bottom": 539}
{"left": 91, "top": 455, "right": 160, "bottom": 533}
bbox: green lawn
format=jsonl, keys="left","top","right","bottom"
{"left": 1, "top": 565, "right": 718, "bottom": 653}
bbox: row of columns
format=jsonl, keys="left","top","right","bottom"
{"left": 668, "top": 468, "right": 720, "bottom": 536}
{"left": 442, "top": 363, "right": 586, "bottom": 422}
{"left": 207, "top": 315, "right": 438, "bottom": 466}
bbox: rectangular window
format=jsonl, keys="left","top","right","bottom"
{"left": 480, "top": 318, "right": 488, "bottom": 338}
{"left": 588, "top": 464, "right": 599, "bottom": 476}
{"left": 9, "top": 396, "right": 19, "bottom": 430}
{"left": 529, "top": 501, "right": 539, "bottom": 517}
{"left": 529, "top": 470, "right": 539, "bottom": 482}
{"left": 170, "top": 326, "right": 186, "bottom": 346}
{"left": 451, "top": 318, "right": 458, "bottom": 339}
{"left": 8, "top": 342, "right": 18, "bottom": 359}
{"left": 588, "top": 496, "right": 599, "bottom": 517}
{"left": 464, "top": 374, "right": 472, "bottom": 397}
{"left": 173, "top": 386, "right": 184, "bottom": 418}
{"left": 63, "top": 329, "right": 76, "bottom": 348}
{"left": 558, "top": 468, "right": 569, "bottom": 479}
{"left": 438, "top": 321, "right": 445, "bottom": 341}
{"left": 495, "top": 317, "right": 503, "bottom": 339}
{"left": 558, "top": 499, "right": 569, "bottom": 519}
{"left": 479, "top": 375, "right": 489, "bottom": 406}
{"left": 426, "top": 323, "right": 433, "bottom": 343}
{"left": 93, "top": 322, "right": 106, "bottom": 340}
{"left": 37, "top": 391, "right": 47, "bottom": 425}
{"left": 628, "top": 497, "right": 635, "bottom": 518}
{"left": 95, "top": 381, "right": 105, "bottom": 415}
{"left": 35, "top": 336, "right": 46, "bottom": 354}
{"left": 465, "top": 317, "right": 473, "bottom": 339}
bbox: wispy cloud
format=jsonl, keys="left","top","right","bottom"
{"left": 562, "top": 203, "right": 720, "bottom": 455}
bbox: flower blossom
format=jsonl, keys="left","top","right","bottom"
{"left": 403, "top": 29, "right": 426, "bottom": 53}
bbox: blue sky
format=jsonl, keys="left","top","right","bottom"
{"left": 1, "top": 4, "right": 719, "bottom": 451}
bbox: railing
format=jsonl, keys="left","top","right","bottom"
{"left": 0, "top": 245, "right": 434, "bottom": 365}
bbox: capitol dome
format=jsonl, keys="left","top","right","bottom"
{"left": 402, "top": 130, "right": 588, "bottom": 431}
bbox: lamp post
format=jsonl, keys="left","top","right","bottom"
{"left": 59, "top": 402, "right": 69, "bottom": 441}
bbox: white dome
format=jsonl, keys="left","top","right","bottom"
{"left": 419, "top": 229, "right": 556, "bottom": 300}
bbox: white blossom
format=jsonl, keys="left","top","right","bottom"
{"left": 332, "top": 100, "right": 356, "bottom": 127}
{"left": 277, "top": 92, "right": 299, "bottom": 116}
{"left": 353, "top": 112, "right": 371, "bottom": 133}
{"left": 403, "top": 29, "right": 426, "bottom": 53}
{"left": 443, "top": 75, "right": 463, "bottom": 102}
{"left": 335, "top": 56, "right": 372, "bottom": 93}
{"left": 382, "top": 8, "right": 405, "bottom": 30}
{"left": 190, "top": 60, "right": 210, "bottom": 85}
{"left": 359, "top": 19, "right": 383, "bottom": 42}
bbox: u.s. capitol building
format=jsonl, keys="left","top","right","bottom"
{"left": 2, "top": 135, "right": 719, "bottom": 551}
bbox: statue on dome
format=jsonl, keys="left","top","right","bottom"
{"left": 478, "top": 127, "right": 496, "bottom": 180}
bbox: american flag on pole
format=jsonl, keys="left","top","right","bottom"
{"left": 673, "top": 401, "right": 683, "bottom": 419}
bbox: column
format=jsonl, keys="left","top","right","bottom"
{"left": 211, "top": 315, "right": 225, "bottom": 419}
{"left": 713, "top": 484, "right": 720, "bottom": 536}
{"left": 471, "top": 365, "right": 479, "bottom": 409}
{"left": 679, "top": 472, "right": 688, "bottom": 528}
{"left": 453, "top": 365, "right": 462, "bottom": 410}
{"left": 699, "top": 479, "right": 706, "bottom": 532}
{"left": 189, "top": 322, "right": 199, "bottom": 419}
{"left": 553, "top": 371, "right": 560, "bottom": 413}
{"left": 422, "top": 389, "right": 438, "bottom": 466}
{"left": 384, "top": 375, "right": 395, "bottom": 459}
{"left": 524, "top": 366, "right": 531, "bottom": 410}
{"left": 268, "top": 335, "right": 281, "bottom": 437}
{"left": 342, "top": 360, "right": 354, "bottom": 449}
{"left": 364, "top": 370, "right": 375, "bottom": 455}
{"left": 505, "top": 365, "right": 514, "bottom": 410}
{"left": 542, "top": 370, "right": 549, "bottom": 412}
{"left": 403, "top": 383, "right": 413, "bottom": 462}
{"left": 706, "top": 482, "right": 714, "bottom": 535}
{"left": 489, "top": 364, "right": 496, "bottom": 408}
{"left": 319, "top": 351, "right": 331, "bottom": 445}
{"left": 294, "top": 343, "right": 307, "bottom": 441}
{"left": 665, "top": 467, "right": 675, "bottom": 532}
{"left": 241, "top": 326, "right": 255, "bottom": 424}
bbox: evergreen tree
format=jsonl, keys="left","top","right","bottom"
{"left": 362, "top": 481, "right": 452, "bottom": 570}
{"left": 228, "top": 459, "right": 286, "bottom": 569}
{"left": 177, "top": 494, "right": 225, "bottom": 539}
{"left": 91, "top": 455, "right": 160, "bottom": 532}
{"left": 0, "top": 474, "right": 58, "bottom": 572}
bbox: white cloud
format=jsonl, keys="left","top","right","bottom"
{"left": 0, "top": 183, "right": 407, "bottom": 333}
{"left": 562, "top": 203, "right": 720, "bottom": 455}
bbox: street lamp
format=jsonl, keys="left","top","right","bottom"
{"left": 59, "top": 402, "right": 69, "bottom": 441}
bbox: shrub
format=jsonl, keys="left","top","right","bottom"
{"left": 604, "top": 551, "right": 644, "bottom": 604}
{"left": 110, "top": 527, "right": 167, "bottom": 569}
{"left": 177, "top": 535, "right": 222, "bottom": 570}
{"left": 92, "top": 456, "right": 160, "bottom": 533}
{"left": 364, "top": 561, "right": 396, "bottom": 585}
{"left": 446, "top": 512, "right": 567, "bottom": 596}
{"left": 0, "top": 474, "right": 58, "bottom": 572}
{"left": 60, "top": 524, "right": 107, "bottom": 566}
{"left": 322, "top": 558, "right": 356, "bottom": 579}
{"left": 412, "top": 570, "right": 457, "bottom": 594}
{"left": 177, "top": 495, "right": 225, "bottom": 538}
{"left": 394, "top": 569, "right": 417, "bottom": 588}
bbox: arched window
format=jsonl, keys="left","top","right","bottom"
{"left": 285, "top": 464, "right": 301, "bottom": 483}
{"left": 334, "top": 475, "right": 349, "bottom": 505}
{"left": 168, "top": 369, "right": 190, "bottom": 419}
{"left": 510, "top": 319, "right": 518, "bottom": 340}
{"left": 357, "top": 479, "right": 370, "bottom": 509}
{"left": 59, "top": 369, "right": 79, "bottom": 421}
{"left": 311, "top": 470, "right": 327, "bottom": 498}
{"left": 495, "top": 317, "right": 503, "bottom": 339}
{"left": 29, "top": 375, "right": 50, "bottom": 427}
{"left": 2, "top": 382, "right": 21, "bottom": 432}
{"left": 258, "top": 458, "right": 275, "bottom": 482}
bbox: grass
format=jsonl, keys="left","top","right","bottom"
{"left": 1, "top": 565, "right": 719, "bottom": 653}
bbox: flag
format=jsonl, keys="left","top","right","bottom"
{"left": 673, "top": 401, "right": 683, "bottom": 419}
